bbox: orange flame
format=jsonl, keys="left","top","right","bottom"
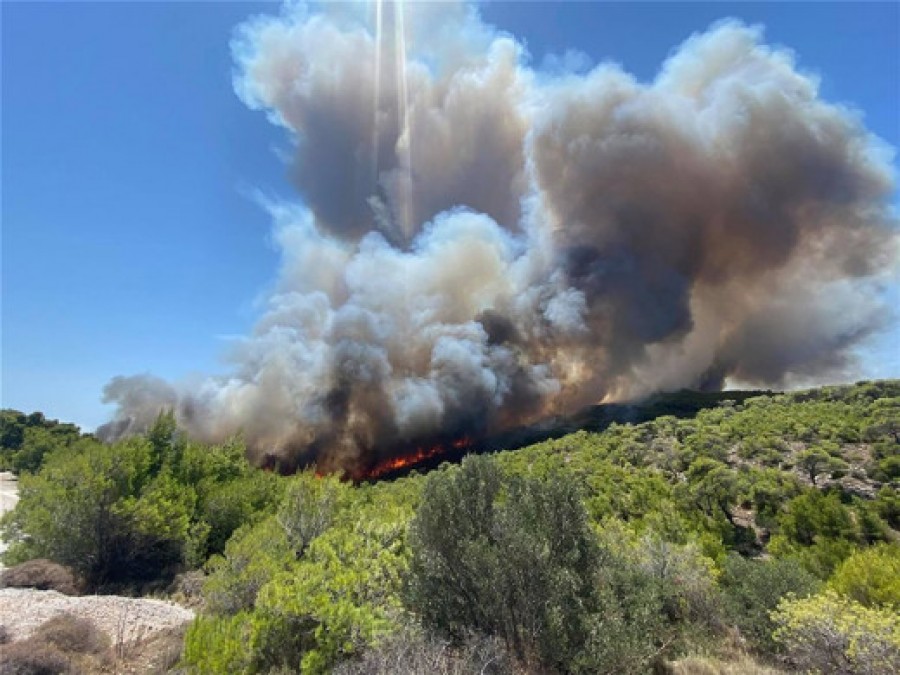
{"left": 360, "top": 436, "right": 473, "bottom": 480}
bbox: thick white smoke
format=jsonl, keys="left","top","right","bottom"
{"left": 100, "top": 2, "right": 899, "bottom": 475}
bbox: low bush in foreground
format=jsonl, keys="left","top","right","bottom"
{"left": 772, "top": 589, "right": 900, "bottom": 674}
{"left": 0, "top": 640, "right": 72, "bottom": 675}
{"left": 332, "top": 627, "right": 512, "bottom": 675}
{"left": 0, "top": 614, "right": 110, "bottom": 675}
{"left": 31, "top": 613, "right": 109, "bottom": 657}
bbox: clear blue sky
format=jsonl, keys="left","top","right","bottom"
{"left": 2, "top": 1, "right": 898, "bottom": 430}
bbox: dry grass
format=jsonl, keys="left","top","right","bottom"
{"left": 0, "top": 561, "right": 81, "bottom": 596}
{"left": 0, "top": 639, "right": 73, "bottom": 675}
{"left": 333, "top": 630, "right": 514, "bottom": 675}
{"left": 667, "top": 655, "right": 786, "bottom": 675}
{"left": 0, "top": 613, "right": 114, "bottom": 675}
{"left": 31, "top": 613, "right": 108, "bottom": 657}
{"left": 108, "top": 624, "right": 187, "bottom": 675}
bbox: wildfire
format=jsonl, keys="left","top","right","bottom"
{"left": 359, "top": 436, "right": 474, "bottom": 480}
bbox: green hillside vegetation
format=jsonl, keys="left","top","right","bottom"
{"left": 1, "top": 380, "right": 898, "bottom": 673}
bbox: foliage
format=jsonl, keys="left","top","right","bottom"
{"left": 407, "top": 455, "right": 604, "bottom": 671}
{"left": 4, "top": 380, "right": 899, "bottom": 671}
{"left": 182, "top": 612, "right": 253, "bottom": 674}
{"left": 0, "top": 639, "right": 72, "bottom": 674}
{"left": 195, "top": 470, "right": 284, "bottom": 560}
{"left": 829, "top": 543, "right": 900, "bottom": 609}
{"left": 31, "top": 613, "right": 109, "bottom": 656}
{"left": 772, "top": 590, "right": 900, "bottom": 674}
{"left": 796, "top": 447, "right": 848, "bottom": 486}
{"left": 768, "top": 489, "right": 869, "bottom": 577}
{"left": 1, "top": 413, "right": 283, "bottom": 591}
{"left": 0, "top": 614, "right": 112, "bottom": 675}
{"left": 190, "top": 480, "right": 412, "bottom": 673}
{"left": 276, "top": 470, "right": 348, "bottom": 556}
{"left": 1, "top": 436, "right": 155, "bottom": 586}
{"left": 719, "top": 554, "right": 820, "bottom": 652}
{"left": 404, "top": 456, "right": 705, "bottom": 673}
{"left": 202, "top": 516, "right": 294, "bottom": 615}
{"left": 248, "top": 505, "right": 409, "bottom": 673}
{"left": 0, "top": 409, "right": 86, "bottom": 474}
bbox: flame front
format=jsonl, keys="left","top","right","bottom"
{"left": 358, "top": 436, "right": 474, "bottom": 480}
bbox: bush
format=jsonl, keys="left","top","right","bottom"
{"left": 181, "top": 613, "right": 252, "bottom": 674}
{"left": 198, "top": 472, "right": 283, "bottom": 558}
{"left": 407, "top": 456, "right": 602, "bottom": 672}
{"left": 0, "top": 437, "right": 155, "bottom": 587}
{"left": 829, "top": 543, "right": 900, "bottom": 609}
{"left": 169, "top": 570, "right": 206, "bottom": 608}
{"left": 407, "top": 456, "right": 679, "bottom": 674}
{"left": 772, "top": 590, "right": 900, "bottom": 674}
{"left": 770, "top": 490, "right": 862, "bottom": 577}
{"left": 633, "top": 536, "right": 721, "bottom": 629}
{"left": 776, "top": 490, "right": 858, "bottom": 547}
{"left": 276, "top": 471, "right": 348, "bottom": 557}
{"left": 0, "top": 640, "right": 71, "bottom": 675}
{"left": 202, "top": 516, "right": 293, "bottom": 615}
{"left": 32, "top": 613, "right": 109, "bottom": 655}
{"left": 0, "top": 560, "right": 81, "bottom": 595}
{"left": 332, "top": 627, "right": 512, "bottom": 675}
{"left": 248, "top": 504, "right": 409, "bottom": 674}
{"left": 719, "top": 555, "right": 820, "bottom": 653}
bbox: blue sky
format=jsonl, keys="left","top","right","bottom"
{"left": 2, "top": 1, "right": 898, "bottom": 430}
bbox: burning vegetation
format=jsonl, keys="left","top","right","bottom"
{"left": 97, "top": 2, "right": 899, "bottom": 477}
{"left": 355, "top": 437, "right": 475, "bottom": 481}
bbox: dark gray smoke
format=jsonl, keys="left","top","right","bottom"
{"left": 99, "top": 3, "right": 899, "bottom": 475}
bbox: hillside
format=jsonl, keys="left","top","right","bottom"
{"left": 1, "top": 380, "right": 898, "bottom": 673}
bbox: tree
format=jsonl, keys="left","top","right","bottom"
{"left": 0, "top": 410, "right": 26, "bottom": 457}
{"left": 685, "top": 458, "right": 739, "bottom": 526}
{"left": 796, "top": 447, "right": 847, "bottom": 486}
{"left": 198, "top": 471, "right": 284, "bottom": 558}
{"left": 10, "top": 427, "right": 64, "bottom": 474}
{"left": 1, "top": 437, "right": 153, "bottom": 587}
{"left": 147, "top": 410, "right": 182, "bottom": 474}
{"left": 776, "top": 490, "right": 858, "bottom": 548}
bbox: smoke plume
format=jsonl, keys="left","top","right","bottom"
{"left": 99, "top": 2, "right": 899, "bottom": 475}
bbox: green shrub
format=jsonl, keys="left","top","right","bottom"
{"left": 248, "top": 504, "right": 409, "bottom": 674}
{"left": 407, "top": 456, "right": 602, "bottom": 671}
{"left": 407, "top": 455, "right": 676, "bottom": 674}
{"left": 829, "top": 543, "right": 900, "bottom": 609}
{"left": 772, "top": 590, "right": 900, "bottom": 674}
{"left": 719, "top": 554, "right": 820, "bottom": 653}
{"left": 276, "top": 470, "right": 348, "bottom": 557}
{"left": 182, "top": 613, "right": 252, "bottom": 674}
{"left": 202, "top": 516, "right": 293, "bottom": 615}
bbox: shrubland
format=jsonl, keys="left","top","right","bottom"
{"left": 1, "top": 379, "right": 898, "bottom": 673}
